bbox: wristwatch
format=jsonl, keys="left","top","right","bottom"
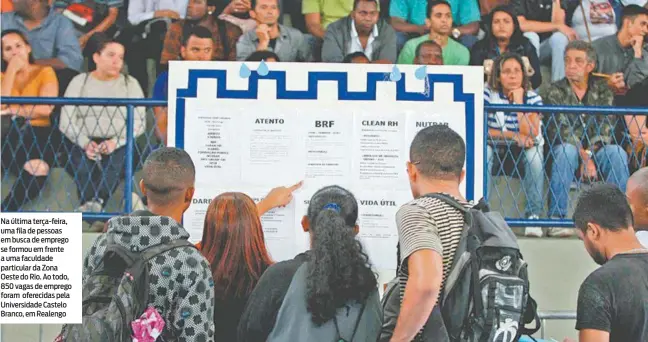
{"left": 452, "top": 28, "right": 461, "bottom": 39}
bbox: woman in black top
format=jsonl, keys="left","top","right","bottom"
{"left": 470, "top": 5, "right": 542, "bottom": 89}
{"left": 237, "top": 185, "right": 381, "bottom": 342}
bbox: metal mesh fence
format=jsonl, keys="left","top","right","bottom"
{"left": 1, "top": 98, "right": 647, "bottom": 230}
{"left": 1, "top": 97, "right": 164, "bottom": 230}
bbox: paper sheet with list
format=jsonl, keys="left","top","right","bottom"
{"left": 352, "top": 111, "right": 408, "bottom": 190}
{"left": 183, "top": 101, "right": 242, "bottom": 187}
{"left": 239, "top": 110, "right": 306, "bottom": 188}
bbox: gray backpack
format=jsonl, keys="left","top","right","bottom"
{"left": 430, "top": 194, "right": 540, "bottom": 342}
{"left": 56, "top": 239, "right": 194, "bottom": 342}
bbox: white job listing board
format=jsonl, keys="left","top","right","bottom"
{"left": 167, "top": 62, "right": 484, "bottom": 271}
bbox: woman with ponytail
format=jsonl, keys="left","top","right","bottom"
{"left": 237, "top": 185, "right": 381, "bottom": 342}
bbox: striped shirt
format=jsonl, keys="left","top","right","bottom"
{"left": 397, "top": 194, "right": 473, "bottom": 339}
{"left": 484, "top": 86, "right": 544, "bottom": 145}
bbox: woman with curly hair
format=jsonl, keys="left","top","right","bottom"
{"left": 237, "top": 185, "right": 381, "bottom": 342}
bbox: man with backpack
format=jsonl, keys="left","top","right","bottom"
{"left": 58, "top": 147, "right": 216, "bottom": 341}
{"left": 383, "top": 125, "right": 539, "bottom": 342}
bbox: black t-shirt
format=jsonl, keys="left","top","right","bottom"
{"left": 510, "top": 0, "right": 569, "bottom": 41}
{"left": 576, "top": 253, "right": 648, "bottom": 342}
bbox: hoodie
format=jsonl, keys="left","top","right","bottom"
{"left": 82, "top": 210, "right": 216, "bottom": 342}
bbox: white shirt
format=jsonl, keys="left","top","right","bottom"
{"left": 572, "top": 0, "right": 617, "bottom": 42}
{"left": 621, "top": 0, "right": 648, "bottom": 5}
{"left": 484, "top": 86, "right": 545, "bottom": 146}
{"left": 637, "top": 231, "right": 648, "bottom": 248}
{"left": 128, "top": 0, "right": 189, "bottom": 25}
{"left": 348, "top": 20, "right": 378, "bottom": 60}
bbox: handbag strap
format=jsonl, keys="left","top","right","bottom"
{"left": 333, "top": 300, "right": 367, "bottom": 342}
{"left": 580, "top": 0, "right": 593, "bottom": 42}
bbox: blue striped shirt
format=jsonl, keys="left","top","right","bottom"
{"left": 484, "top": 86, "right": 544, "bottom": 145}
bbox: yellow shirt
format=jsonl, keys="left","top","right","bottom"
{"left": 1, "top": 66, "right": 58, "bottom": 127}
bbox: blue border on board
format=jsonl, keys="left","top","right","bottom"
{"left": 174, "top": 69, "right": 477, "bottom": 200}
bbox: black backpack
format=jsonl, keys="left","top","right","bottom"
{"left": 379, "top": 194, "right": 540, "bottom": 342}
{"left": 57, "top": 238, "right": 195, "bottom": 342}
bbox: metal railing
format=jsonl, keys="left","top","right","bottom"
{"left": 537, "top": 310, "right": 577, "bottom": 339}
{"left": 1, "top": 97, "right": 165, "bottom": 222}
{"left": 2, "top": 97, "right": 647, "bottom": 226}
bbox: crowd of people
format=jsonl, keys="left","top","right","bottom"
{"left": 58, "top": 126, "right": 648, "bottom": 342}
{"left": 1, "top": 0, "right": 648, "bottom": 234}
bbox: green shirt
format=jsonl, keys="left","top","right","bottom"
{"left": 397, "top": 34, "right": 470, "bottom": 65}
{"left": 302, "top": 0, "right": 354, "bottom": 29}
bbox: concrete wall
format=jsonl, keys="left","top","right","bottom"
{"left": 0, "top": 233, "right": 596, "bottom": 342}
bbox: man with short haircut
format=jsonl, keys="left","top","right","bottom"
{"left": 1, "top": 0, "right": 83, "bottom": 71}
{"left": 397, "top": 0, "right": 469, "bottom": 65}
{"left": 627, "top": 167, "right": 648, "bottom": 247}
{"left": 80, "top": 147, "right": 216, "bottom": 341}
{"left": 414, "top": 40, "right": 443, "bottom": 65}
{"left": 594, "top": 5, "right": 648, "bottom": 95}
{"left": 236, "top": 0, "right": 312, "bottom": 61}
{"left": 152, "top": 26, "right": 214, "bottom": 145}
{"left": 322, "top": 0, "right": 396, "bottom": 63}
{"left": 389, "top": 0, "right": 480, "bottom": 50}
{"left": 511, "top": 0, "right": 576, "bottom": 82}
{"left": 571, "top": 183, "right": 648, "bottom": 342}
{"left": 542, "top": 40, "right": 627, "bottom": 237}
{"left": 390, "top": 125, "right": 473, "bottom": 341}
{"left": 343, "top": 51, "right": 370, "bottom": 63}
{"left": 160, "top": 0, "right": 241, "bottom": 67}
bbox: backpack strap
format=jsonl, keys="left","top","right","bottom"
{"left": 421, "top": 193, "right": 488, "bottom": 334}
{"left": 421, "top": 193, "right": 468, "bottom": 213}
{"left": 140, "top": 239, "right": 195, "bottom": 262}
{"left": 421, "top": 193, "right": 490, "bottom": 213}
{"left": 334, "top": 299, "right": 367, "bottom": 342}
{"left": 520, "top": 296, "right": 542, "bottom": 336}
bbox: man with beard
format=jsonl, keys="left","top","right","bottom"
{"left": 236, "top": 0, "right": 312, "bottom": 61}
{"left": 321, "top": 0, "right": 396, "bottom": 63}
{"left": 160, "top": 0, "right": 241, "bottom": 67}
{"left": 1, "top": 0, "right": 83, "bottom": 71}
{"left": 570, "top": 183, "right": 648, "bottom": 342}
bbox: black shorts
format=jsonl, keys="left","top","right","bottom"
{"left": 1, "top": 123, "right": 57, "bottom": 174}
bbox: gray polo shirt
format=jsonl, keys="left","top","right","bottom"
{"left": 1, "top": 9, "right": 83, "bottom": 71}
{"left": 236, "top": 23, "right": 312, "bottom": 62}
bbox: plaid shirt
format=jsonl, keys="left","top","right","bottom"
{"left": 541, "top": 76, "right": 616, "bottom": 149}
{"left": 160, "top": 18, "right": 241, "bottom": 65}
